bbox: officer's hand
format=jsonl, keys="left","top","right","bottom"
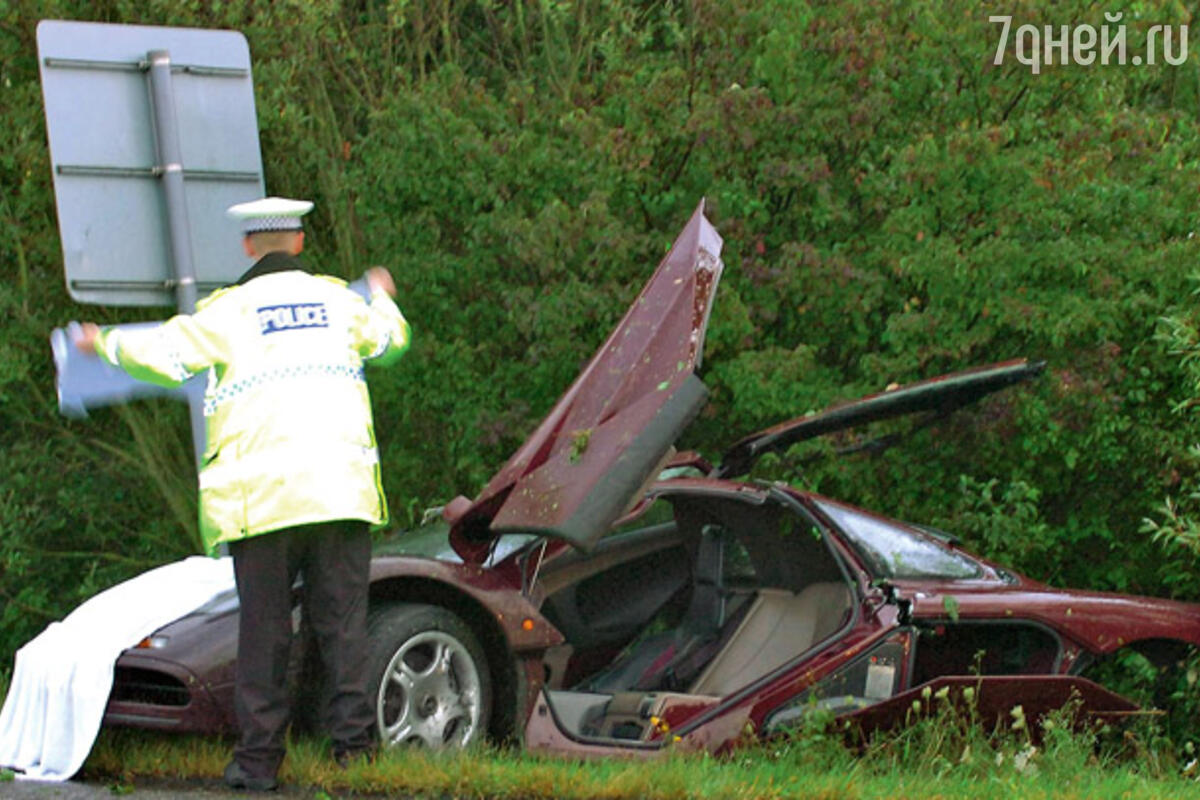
{"left": 73, "top": 322, "right": 101, "bottom": 355}
{"left": 365, "top": 267, "right": 396, "bottom": 298}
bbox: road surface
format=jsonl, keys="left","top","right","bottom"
{"left": 0, "top": 777, "right": 325, "bottom": 798}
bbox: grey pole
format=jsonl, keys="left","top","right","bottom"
{"left": 146, "top": 48, "right": 206, "bottom": 463}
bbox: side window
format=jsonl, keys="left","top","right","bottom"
{"left": 704, "top": 523, "right": 757, "bottom": 587}
{"left": 606, "top": 497, "right": 676, "bottom": 539}
{"left": 913, "top": 622, "right": 1060, "bottom": 681}
{"left": 763, "top": 632, "right": 912, "bottom": 730}
{"left": 814, "top": 499, "right": 981, "bottom": 580}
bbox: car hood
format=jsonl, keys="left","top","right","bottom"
{"left": 445, "top": 201, "right": 724, "bottom": 562}
{"left": 715, "top": 358, "right": 1045, "bottom": 478}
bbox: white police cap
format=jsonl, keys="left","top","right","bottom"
{"left": 226, "top": 196, "right": 314, "bottom": 234}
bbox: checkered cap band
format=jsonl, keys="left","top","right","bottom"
{"left": 243, "top": 216, "right": 304, "bottom": 234}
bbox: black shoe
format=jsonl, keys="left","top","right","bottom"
{"left": 224, "top": 760, "right": 279, "bottom": 792}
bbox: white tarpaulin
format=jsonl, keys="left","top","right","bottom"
{"left": 0, "top": 556, "right": 235, "bottom": 781}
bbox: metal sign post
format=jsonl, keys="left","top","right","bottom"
{"left": 147, "top": 48, "right": 200, "bottom": 314}
{"left": 146, "top": 47, "right": 204, "bottom": 456}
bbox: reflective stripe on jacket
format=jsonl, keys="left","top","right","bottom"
{"left": 94, "top": 269, "right": 410, "bottom": 555}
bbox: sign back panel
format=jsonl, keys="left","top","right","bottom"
{"left": 37, "top": 20, "right": 265, "bottom": 306}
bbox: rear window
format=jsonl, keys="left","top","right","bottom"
{"left": 814, "top": 500, "right": 982, "bottom": 580}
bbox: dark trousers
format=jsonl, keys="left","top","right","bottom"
{"left": 229, "top": 520, "right": 374, "bottom": 778}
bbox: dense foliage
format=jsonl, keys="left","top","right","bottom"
{"left": 3, "top": 0, "right": 1200, "bottom": 680}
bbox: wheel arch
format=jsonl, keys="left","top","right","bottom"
{"left": 368, "top": 576, "right": 523, "bottom": 742}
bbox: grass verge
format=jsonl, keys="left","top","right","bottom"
{"left": 82, "top": 703, "right": 1200, "bottom": 800}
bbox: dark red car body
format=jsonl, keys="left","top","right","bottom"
{"left": 103, "top": 202, "right": 1200, "bottom": 756}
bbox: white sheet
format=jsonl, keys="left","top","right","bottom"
{"left": 0, "top": 556, "right": 236, "bottom": 781}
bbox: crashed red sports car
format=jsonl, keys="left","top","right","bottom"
{"left": 103, "top": 202, "right": 1200, "bottom": 755}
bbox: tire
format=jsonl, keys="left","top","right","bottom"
{"left": 365, "top": 603, "right": 492, "bottom": 750}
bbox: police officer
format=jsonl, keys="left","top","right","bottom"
{"left": 75, "top": 197, "right": 410, "bottom": 791}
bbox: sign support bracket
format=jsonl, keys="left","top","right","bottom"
{"left": 146, "top": 47, "right": 205, "bottom": 465}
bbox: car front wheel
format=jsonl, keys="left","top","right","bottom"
{"left": 365, "top": 603, "right": 492, "bottom": 749}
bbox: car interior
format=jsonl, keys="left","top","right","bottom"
{"left": 537, "top": 492, "right": 854, "bottom": 744}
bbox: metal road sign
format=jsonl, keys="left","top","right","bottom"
{"left": 37, "top": 20, "right": 265, "bottom": 307}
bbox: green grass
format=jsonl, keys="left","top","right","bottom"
{"left": 81, "top": 708, "right": 1200, "bottom": 800}
{"left": 5, "top": 667, "right": 1198, "bottom": 797}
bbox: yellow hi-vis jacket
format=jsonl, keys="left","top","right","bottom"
{"left": 94, "top": 267, "right": 410, "bottom": 555}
